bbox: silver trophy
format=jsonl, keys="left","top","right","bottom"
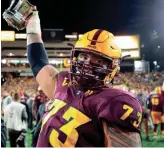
{"left": 3, "top": 0, "right": 36, "bottom": 30}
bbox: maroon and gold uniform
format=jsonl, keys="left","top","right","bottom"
{"left": 149, "top": 93, "right": 162, "bottom": 125}
{"left": 148, "top": 88, "right": 164, "bottom": 136}
{"left": 37, "top": 72, "right": 142, "bottom": 147}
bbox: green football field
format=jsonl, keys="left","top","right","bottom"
{"left": 6, "top": 128, "right": 164, "bottom": 147}
{"left": 141, "top": 124, "right": 164, "bottom": 147}
{"left": 141, "top": 131, "right": 164, "bottom": 147}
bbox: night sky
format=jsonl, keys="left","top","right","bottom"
{"left": 1, "top": 0, "right": 160, "bottom": 33}
{"left": 1, "top": 0, "right": 164, "bottom": 70}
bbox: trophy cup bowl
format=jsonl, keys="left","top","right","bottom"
{"left": 3, "top": 0, "right": 36, "bottom": 30}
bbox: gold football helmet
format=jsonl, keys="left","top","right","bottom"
{"left": 66, "top": 29, "right": 122, "bottom": 89}
{"left": 154, "top": 86, "right": 161, "bottom": 94}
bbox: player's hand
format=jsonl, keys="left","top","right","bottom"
{"left": 26, "top": 11, "right": 40, "bottom": 28}
{"left": 26, "top": 11, "right": 41, "bottom": 35}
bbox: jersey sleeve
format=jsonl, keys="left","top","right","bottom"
{"left": 98, "top": 94, "right": 142, "bottom": 132}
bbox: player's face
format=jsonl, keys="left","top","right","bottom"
{"left": 73, "top": 52, "right": 112, "bottom": 90}
{"left": 77, "top": 52, "right": 109, "bottom": 70}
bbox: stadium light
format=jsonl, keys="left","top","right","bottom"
{"left": 10, "top": 59, "right": 20, "bottom": 63}
{"left": 59, "top": 53, "right": 63, "bottom": 56}
{"left": 153, "top": 61, "right": 157, "bottom": 72}
{"left": 1, "top": 31, "right": 15, "bottom": 41}
{"left": 15, "top": 33, "right": 78, "bottom": 39}
{"left": 78, "top": 34, "right": 83, "bottom": 38}
{"left": 8, "top": 53, "right": 13, "bottom": 56}
{"left": 49, "top": 60, "right": 63, "bottom": 64}
{"left": 15, "top": 33, "right": 27, "bottom": 39}
{"left": 114, "top": 36, "right": 139, "bottom": 49}
{"left": 153, "top": 61, "right": 157, "bottom": 65}
{"left": 65, "top": 35, "right": 77, "bottom": 39}
{"left": 2, "top": 59, "right": 7, "bottom": 64}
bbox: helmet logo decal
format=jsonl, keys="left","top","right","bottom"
{"left": 90, "top": 29, "right": 103, "bottom": 45}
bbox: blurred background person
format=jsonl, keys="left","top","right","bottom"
{"left": 160, "top": 82, "right": 164, "bottom": 137}
{"left": 136, "top": 88, "right": 150, "bottom": 140}
{"left": 4, "top": 93, "right": 28, "bottom": 147}
{"left": 32, "top": 87, "right": 47, "bottom": 120}
{"left": 2, "top": 90, "right": 12, "bottom": 111}
{"left": 32, "top": 99, "right": 49, "bottom": 147}
{"left": 27, "top": 93, "right": 34, "bottom": 130}
{"left": 1, "top": 119, "right": 7, "bottom": 147}
{"left": 1, "top": 77, "right": 7, "bottom": 147}
{"left": 147, "top": 86, "right": 163, "bottom": 137}
{"left": 32, "top": 88, "right": 49, "bottom": 147}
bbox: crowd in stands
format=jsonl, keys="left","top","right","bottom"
{"left": 113, "top": 72, "right": 164, "bottom": 94}
{"left": 1, "top": 77, "right": 38, "bottom": 99}
{"left": 2, "top": 72, "right": 164, "bottom": 99}
{"left": 2, "top": 63, "right": 64, "bottom": 69}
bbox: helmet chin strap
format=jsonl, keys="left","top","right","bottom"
{"left": 104, "top": 66, "right": 119, "bottom": 87}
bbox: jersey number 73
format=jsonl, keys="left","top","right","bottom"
{"left": 41, "top": 99, "right": 91, "bottom": 147}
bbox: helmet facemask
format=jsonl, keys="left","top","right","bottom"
{"left": 69, "top": 49, "right": 120, "bottom": 90}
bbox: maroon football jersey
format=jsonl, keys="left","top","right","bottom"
{"left": 37, "top": 72, "right": 142, "bottom": 147}
{"left": 149, "top": 93, "right": 162, "bottom": 112}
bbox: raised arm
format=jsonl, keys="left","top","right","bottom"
{"left": 26, "top": 11, "right": 58, "bottom": 100}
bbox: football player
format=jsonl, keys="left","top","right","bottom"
{"left": 27, "top": 11, "right": 142, "bottom": 147}
{"left": 147, "top": 87, "right": 163, "bottom": 137}
{"left": 4, "top": 7, "right": 142, "bottom": 147}
{"left": 161, "top": 82, "right": 164, "bottom": 136}
{"left": 32, "top": 87, "right": 48, "bottom": 120}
